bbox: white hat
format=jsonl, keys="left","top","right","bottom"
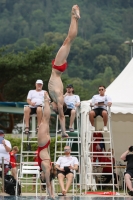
{"left": 36, "top": 79, "right": 43, "bottom": 84}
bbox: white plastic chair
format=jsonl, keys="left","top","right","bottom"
{"left": 16, "top": 163, "right": 40, "bottom": 196}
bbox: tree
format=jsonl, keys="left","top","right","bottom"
{"left": 0, "top": 44, "right": 54, "bottom": 101}
{"left": 0, "top": 44, "right": 54, "bottom": 132}
{"left": 93, "top": 54, "right": 120, "bottom": 75}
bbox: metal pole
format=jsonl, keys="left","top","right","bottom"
{"left": 131, "top": 45, "right": 133, "bottom": 59}
{"left": 2, "top": 157, "right": 4, "bottom": 192}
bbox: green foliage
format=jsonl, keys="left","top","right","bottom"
{"left": 5, "top": 135, "right": 22, "bottom": 150}
{"left": 0, "top": 0, "right": 132, "bottom": 102}
{"left": 0, "top": 44, "right": 54, "bottom": 101}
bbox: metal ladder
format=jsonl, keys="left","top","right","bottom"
{"left": 20, "top": 106, "right": 38, "bottom": 170}
{"left": 54, "top": 108, "right": 81, "bottom": 195}
{"left": 85, "top": 105, "right": 118, "bottom": 192}
{"left": 18, "top": 106, "right": 46, "bottom": 195}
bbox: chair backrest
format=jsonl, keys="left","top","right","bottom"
{"left": 22, "top": 166, "right": 40, "bottom": 170}
{"left": 22, "top": 162, "right": 38, "bottom": 165}
{"left": 21, "top": 165, "right": 40, "bottom": 178}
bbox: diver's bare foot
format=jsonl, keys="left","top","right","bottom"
{"left": 62, "top": 189, "right": 66, "bottom": 195}
{"left": 48, "top": 196, "right": 55, "bottom": 199}
{"left": 72, "top": 5, "right": 80, "bottom": 19}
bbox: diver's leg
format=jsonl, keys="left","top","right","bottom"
{"left": 41, "top": 162, "right": 52, "bottom": 198}
{"left": 57, "top": 96, "right": 68, "bottom": 137}
{"left": 54, "top": 5, "right": 80, "bottom": 66}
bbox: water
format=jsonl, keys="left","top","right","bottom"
{"left": 0, "top": 196, "right": 132, "bottom": 200}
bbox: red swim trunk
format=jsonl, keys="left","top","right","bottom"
{"left": 52, "top": 59, "right": 67, "bottom": 72}
{"left": 37, "top": 140, "right": 50, "bottom": 168}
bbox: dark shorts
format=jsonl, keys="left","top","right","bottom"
{"left": 30, "top": 106, "right": 42, "bottom": 115}
{"left": 124, "top": 171, "right": 133, "bottom": 178}
{"left": 93, "top": 108, "right": 107, "bottom": 118}
{"left": 64, "top": 108, "right": 72, "bottom": 117}
{"left": 57, "top": 169, "right": 73, "bottom": 177}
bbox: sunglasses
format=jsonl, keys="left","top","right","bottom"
{"left": 64, "top": 149, "right": 70, "bottom": 151}
{"left": 99, "top": 89, "right": 104, "bottom": 91}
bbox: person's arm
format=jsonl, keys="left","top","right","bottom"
{"left": 27, "top": 90, "right": 36, "bottom": 106}
{"left": 55, "top": 157, "right": 64, "bottom": 171}
{"left": 2, "top": 140, "right": 11, "bottom": 152}
{"left": 69, "top": 157, "right": 79, "bottom": 170}
{"left": 63, "top": 93, "right": 68, "bottom": 97}
{"left": 55, "top": 164, "right": 64, "bottom": 171}
{"left": 75, "top": 103, "right": 80, "bottom": 107}
{"left": 107, "top": 102, "right": 112, "bottom": 107}
{"left": 107, "top": 96, "right": 112, "bottom": 107}
{"left": 45, "top": 91, "right": 51, "bottom": 102}
{"left": 75, "top": 95, "right": 80, "bottom": 107}
{"left": 27, "top": 99, "right": 36, "bottom": 106}
{"left": 91, "top": 96, "right": 98, "bottom": 106}
{"left": 69, "top": 164, "right": 78, "bottom": 170}
{"left": 120, "top": 149, "right": 129, "bottom": 161}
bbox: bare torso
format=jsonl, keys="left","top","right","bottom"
{"left": 48, "top": 69, "right": 63, "bottom": 103}
{"left": 38, "top": 120, "right": 50, "bottom": 143}
{"left": 37, "top": 122, "right": 50, "bottom": 157}
{"left": 39, "top": 148, "right": 50, "bottom": 160}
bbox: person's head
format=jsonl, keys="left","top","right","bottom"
{"left": 64, "top": 146, "right": 71, "bottom": 155}
{"left": 12, "top": 146, "right": 19, "bottom": 154}
{"left": 98, "top": 85, "right": 106, "bottom": 96}
{"left": 35, "top": 79, "right": 43, "bottom": 91}
{"left": 0, "top": 130, "right": 4, "bottom": 137}
{"left": 129, "top": 146, "right": 133, "bottom": 152}
{"left": 66, "top": 84, "right": 74, "bottom": 94}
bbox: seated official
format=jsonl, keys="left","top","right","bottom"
{"left": 64, "top": 84, "right": 80, "bottom": 132}
{"left": 121, "top": 146, "right": 133, "bottom": 196}
{"left": 89, "top": 85, "right": 112, "bottom": 132}
{"left": 24, "top": 79, "right": 50, "bottom": 134}
{"left": 55, "top": 145, "right": 79, "bottom": 195}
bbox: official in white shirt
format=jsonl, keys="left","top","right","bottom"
{"left": 89, "top": 85, "right": 112, "bottom": 132}
{"left": 64, "top": 84, "right": 80, "bottom": 132}
{"left": 0, "top": 130, "right": 12, "bottom": 175}
{"left": 55, "top": 145, "right": 79, "bottom": 195}
{"left": 24, "top": 79, "right": 50, "bottom": 134}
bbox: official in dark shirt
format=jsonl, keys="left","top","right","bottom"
{"left": 121, "top": 146, "right": 133, "bottom": 196}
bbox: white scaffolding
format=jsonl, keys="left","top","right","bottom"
{"left": 80, "top": 101, "right": 118, "bottom": 193}
{"left": 16, "top": 106, "right": 45, "bottom": 196}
